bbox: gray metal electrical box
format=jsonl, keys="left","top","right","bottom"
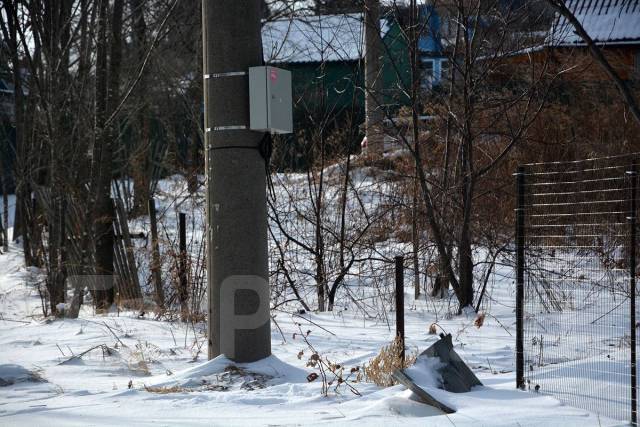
{"left": 249, "top": 66, "right": 293, "bottom": 134}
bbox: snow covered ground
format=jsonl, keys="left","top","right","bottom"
{"left": 0, "top": 176, "right": 629, "bottom": 426}
{"left": 0, "top": 242, "right": 624, "bottom": 426}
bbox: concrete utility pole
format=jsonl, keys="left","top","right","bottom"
{"left": 202, "top": 0, "right": 271, "bottom": 363}
{"left": 364, "top": 0, "right": 384, "bottom": 156}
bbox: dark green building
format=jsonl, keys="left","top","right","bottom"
{"left": 261, "top": 10, "right": 448, "bottom": 168}
{"left": 262, "top": 12, "right": 412, "bottom": 134}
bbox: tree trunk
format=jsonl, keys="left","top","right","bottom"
{"left": 92, "top": 0, "right": 119, "bottom": 310}
{"left": 431, "top": 253, "right": 450, "bottom": 299}
{"left": 458, "top": 231, "right": 474, "bottom": 309}
{"left": 3, "top": 2, "right": 32, "bottom": 263}
{"left": 457, "top": 104, "right": 475, "bottom": 310}
{"left": 409, "top": 0, "right": 421, "bottom": 300}
{"left": 331, "top": 129, "right": 353, "bottom": 310}
{"left": 130, "top": 0, "right": 151, "bottom": 216}
{"left": 364, "top": 0, "right": 384, "bottom": 155}
{"left": 315, "top": 238, "right": 326, "bottom": 312}
{"left": 411, "top": 208, "right": 420, "bottom": 299}
{"left": 47, "top": 196, "right": 67, "bottom": 316}
{"left": 148, "top": 198, "right": 165, "bottom": 309}
{"left": 327, "top": 286, "right": 336, "bottom": 311}
{"left": 1, "top": 170, "right": 8, "bottom": 251}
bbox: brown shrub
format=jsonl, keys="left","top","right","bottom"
{"left": 364, "top": 337, "right": 417, "bottom": 387}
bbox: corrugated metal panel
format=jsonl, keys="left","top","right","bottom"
{"left": 550, "top": 0, "right": 640, "bottom": 45}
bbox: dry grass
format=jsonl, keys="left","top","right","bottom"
{"left": 143, "top": 385, "right": 188, "bottom": 394}
{"left": 126, "top": 341, "right": 163, "bottom": 375}
{"left": 143, "top": 383, "right": 230, "bottom": 393}
{"left": 364, "top": 337, "right": 417, "bottom": 387}
{"left": 474, "top": 312, "right": 486, "bottom": 328}
{"left": 142, "top": 365, "right": 270, "bottom": 394}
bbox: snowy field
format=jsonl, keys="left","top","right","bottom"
{"left": 0, "top": 176, "right": 629, "bottom": 426}
{"left": 523, "top": 251, "right": 637, "bottom": 422}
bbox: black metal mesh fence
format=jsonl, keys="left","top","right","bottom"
{"left": 516, "top": 154, "right": 638, "bottom": 424}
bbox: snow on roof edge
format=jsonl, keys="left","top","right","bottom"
{"left": 548, "top": 0, "right": 640, "bottom": 47}
{"left": 262, "top": 13, "right": 392, "bottom": 65}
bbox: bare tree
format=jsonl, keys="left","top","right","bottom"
{"left": 366, "top": 0, "right": 554, "bottom": 311}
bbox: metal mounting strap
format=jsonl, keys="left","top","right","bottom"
{"left": 206, "top": 126, "right": 247, "bottom": 132}
{"left": 208, "top": 145, "right": 259, "bottom": 151}
{"left": 204, "top": 71, "right": 247, "bottom": 79}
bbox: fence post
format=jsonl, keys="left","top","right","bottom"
{"left": 629, "top": 163, "right": 638, "bottom": 425}
{"left": 516, "top": 166, "right": 525, "bottom": 390}
{"left": 148, "top": 198, "right": 164, "bottom": 310}
{"left": 178, "top": 212, "right": 188, "bottom": 321}
{"left": 395, "top": 255, "right": 405, "bottom": 366}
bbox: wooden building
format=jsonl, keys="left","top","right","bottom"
{"left": 507, "top": 0, "right": 640, "bottom": 82}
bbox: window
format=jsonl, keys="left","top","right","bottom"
{"left": 424, "top": 60, "right": 434, "bottom": 77}
{"left": 423, "top": 59, "right": 434, "bottom": 87}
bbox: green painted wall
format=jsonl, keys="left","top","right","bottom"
{"left": 379, "top": 19, "right": 412, "bottom": 110}
{"left": 285, "top": 61, "right": 364, "bottom": 126}
{"left": 269, "top": 18, "right": 412, "bottom": 171}
{"left": 275, "top": 18, "right": 411, "bottom": 131}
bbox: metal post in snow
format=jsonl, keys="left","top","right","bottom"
{"left": 516, "top": 166, "right": 525, "bottom": 390}
{"left": 395, "top": 255, "right": 405, "bottom": 366}
{"left": 629, "top": 163, "right": 638, "bottom": 425}
{"left": 179, "top": 212, "right": 188, "bottom": 320}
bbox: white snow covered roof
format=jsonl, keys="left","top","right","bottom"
{"left": 262, "top": 14, "right": 391, "bottom": 64}
{"left": 549, "top": 0, "right": 640, "bottom": 46}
